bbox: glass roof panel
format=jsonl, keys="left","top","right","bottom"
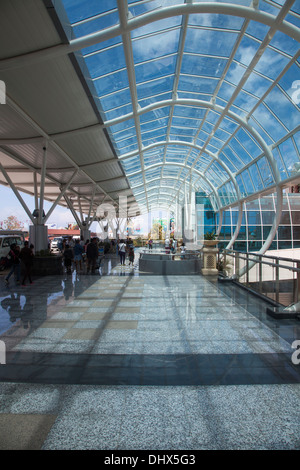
{"left": 135, "top": 55, "right": 177, "bottom": 83}
{"left": 128, "top": 0, "right": 184, "bottom": 18}
{"left": 62, "top": 0, "right": 117, "bottom": 25}
{"left": 270, "top": 30, "right": 300, "bottom": 56}
{"left": 132, "top": 28, "right": 181, "bottom": 63}
{"left": 72, "top": 11, "right": 119, "bottom": 44}
{"left": 84, "top": 44, "right": 126, "bottom": 79}
{"left": 256, "top": 156, "right": 274, "bottom": 188}
{"left": 279, "top": 138, "right": 300, "bottom": 177}
{"left": 93, "top": 69, "right": 129, "bottom": 97}
{"left": 137, "top": 75, "right": 174, "bottom": 101}
{"left": 188, "top": 12, "right": 246, "bottom": 30}
{"left": 184, "top": 27, "right": 238, "bottom": 58}
{"left": 263, "top": 87, "right": 299, "bottom": 131}
{"left": 57, "top": 0, "right": 300, "bottom": 213}
{"left": 178, "top": 74, "right": 219, "bottom": 96}
{"left": 100, "top": 89, "right": 131, "bottom": 112}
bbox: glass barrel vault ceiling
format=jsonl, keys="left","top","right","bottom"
{"left": 57, "top": 0, "right": 300, "bottom": 214}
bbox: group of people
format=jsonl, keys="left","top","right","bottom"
{"left": 118, "top": 238, "right": 135, "bottom": 267}
{"left": 5, "top": 241, "right": 34, "bottom": 286}
{"left": 164, "top": 238, "right": 186, "bottom": 259}
{"left": 146, "top": 236, "right": 187, "bottom": 259}
{"left": 164, "top": 237, "right": 177, "bottom": 254}
{"left": 62, "top": 237, "right": 101, "bottom": 274}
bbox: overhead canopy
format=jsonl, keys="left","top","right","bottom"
{"left": 0, "top": 0, "right": 299, "bottom": 218}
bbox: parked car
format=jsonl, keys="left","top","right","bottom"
{"left": 50, "top": 237, "right": 62, "bottom": 251}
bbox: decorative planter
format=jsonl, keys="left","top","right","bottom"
{"left": 203, "top": 239, "right": 219, "bottom": 247}
{"left": 201, "top": 239, "right": 219, "bottom": 275}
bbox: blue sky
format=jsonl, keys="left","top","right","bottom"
{"left": 0, "top": 185, "right": 167, "bottom": 235}
{"left": 0, "top": 185, "right": 77, "bottom": 229}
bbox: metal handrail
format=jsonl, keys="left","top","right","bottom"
{"left": 223, "top": 248, "right": 300, "bottom": 266}
{"left": 220, "top": 249, "right": 300, "bottom": 307}
{"left": 222, "top": 250, "right": 300, "bottom": 273}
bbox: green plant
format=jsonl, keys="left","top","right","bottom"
{"left": 204, "top": 231, "right": 216, "bottom": 240}
{"left": 133, "top": 237, "right": 143, "bottom": 247}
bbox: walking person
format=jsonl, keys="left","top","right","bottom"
{"left": 128, "top": 244, "right": 135, "bottom": 267}
{"left": 86, "top": 238, "right": 99, "bottom": 274}
{"left": 118, "top": 239, "right": 126, "bottom": 266}
{"left": 73, "top": 238, "right": 84, "bottom": 272}
{"left": 5, "top": 243, "right": 21, "bottom": 285}
{"left": 20, "top": 241, "right": 34, "bottom": 286}
{"left": 171, "top": 238, "right": 177, "bottom": 260}
{"left": 63, "top": 244, "right": 74, "bottom": 274}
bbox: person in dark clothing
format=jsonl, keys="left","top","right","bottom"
{"left": 19, "top": 241, "right": 34, "bottom": 286}
{"left": 63, "top": 244, "right": 74, "bottom": 274}
{"left": 5, "top": 244, "right": 21, "bottom": 285}
{"left": 86, "top": 238, "right": 99, "bottom": 274}
{"left": 118, "top": 239, "right": 126, "bottom": 266}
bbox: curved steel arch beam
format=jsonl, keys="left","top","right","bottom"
{"left": 259, "top": 187, "right": 283, "bottom": 255}
{"left": 226, "top": 201, "right": 244, "bottom": 251}
{"left": 132, "top": 170, "right": 221, "bottom": 207}
{"left": 224, "top": 186, "right": 282, "bottom": 260}
{"left": 131, "top": 166, "right": 222, "bottom": 209}
{"left": 1, "top": 3, "right": 299, "bottom": 71}
{"left": 122, "top": 139, "right": 240, "bottom": 205}
{"left": 232, "top": 188, "right": 283, "bottom": 279}
{"left": 107, "top": 98, "right": 281, "bottom": 200}
{"left": 114, "top": 98, "right": 281, "bottom": 185}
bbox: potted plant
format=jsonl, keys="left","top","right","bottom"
{"left": 203, "top": 231, "right": 219, "bottom": 246}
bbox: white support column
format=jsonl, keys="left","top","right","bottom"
{"left": 77, "top": 195, "right": 83, "bottom": 224}
{"left": 33, "top": 172, "right": 39, "bottom": 215}
{"left": 81, "top": 221, "right": 91, "bottom": 242}
{"left": 216, "top": 209, "right": 224, "bottom": 237}
{"left": 38, "top": 145, "right": 47, "bottom": 225}
{"left": 29, "top": 145, "right": 49, "bottom": 252}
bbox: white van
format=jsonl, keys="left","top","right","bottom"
{"left": 0, "top": 231, "right": 25, "bottom": 259}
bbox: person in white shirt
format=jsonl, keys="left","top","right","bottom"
{"left": 118, "top": 239, "right": 126, "bottom": 265}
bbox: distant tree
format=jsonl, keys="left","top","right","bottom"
{"left": 2, "top": 215, "right": 24, "bottom": 230}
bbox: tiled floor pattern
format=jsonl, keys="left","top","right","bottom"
{"left": 0, "top": 256, "right": 300, "bottom": 450}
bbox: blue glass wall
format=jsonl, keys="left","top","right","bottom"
{"left": 196, "top": 192, "right": 300, "bottom": 252}
{"left": 196, "top": 192, "right": 216, "bottom": 240}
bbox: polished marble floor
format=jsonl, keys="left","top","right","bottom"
{"left": 0, "top": 252, "right": 300, "bottom": 450}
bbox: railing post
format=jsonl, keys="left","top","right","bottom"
{"left": 295, "top": 262, "right": 300, "bottom": 304}
{"left": 246, "top": 253, "right": 249, "bottom": 286}
{"left": 275, "top": 258, "right": 279, "bottom": 304}
{"left": 259, "top": 255, "right": 263, "bottom": 294}
{"left": 235, "top": 251, "right": 240, "bottom": 278}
